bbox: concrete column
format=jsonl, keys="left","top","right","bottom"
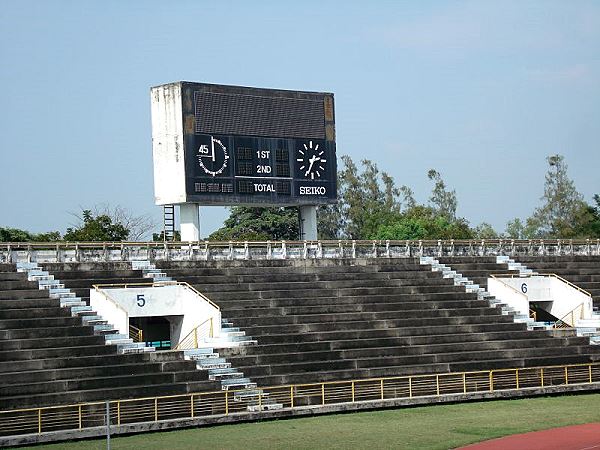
{"left": 179, "top": 203, "right": 200, "bottom": 241}
{"left": 299, "top": 205, "right": 318, "bottom": 241}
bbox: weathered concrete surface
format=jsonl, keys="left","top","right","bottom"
{"left": 3, "top": 382, "right": 599, "bottom": 448}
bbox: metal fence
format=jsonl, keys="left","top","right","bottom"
{"left": 1, "top": 239, "right": 600, "bottom": 264}
{"left": 1, "top": 362, "right": 599, "bottom": 438}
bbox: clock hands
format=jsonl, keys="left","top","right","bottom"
{"left": 305, "top": 155, "right": 321, "bottom": 176}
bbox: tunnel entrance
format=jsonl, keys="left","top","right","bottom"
{"left": 129, "top": 316, "right": 179, "bottom": 350}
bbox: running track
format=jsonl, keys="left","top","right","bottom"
{"left": 459, "top": 423, "right": 600, "bottom": 450}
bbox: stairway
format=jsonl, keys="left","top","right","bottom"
{"left": 496, "top": 255, "right": 538, "bottom": 276}
{"left": 419, "top": 256, "right": 541, "bottom": 329}
{"left": 16, "top": 262, "right": 153, "bottom": 354}
{"left": 130, "top": 261, "right": 272, "bottom": 409}
{"left": 181, "top": 320, "right": 281, "bottom": 412}
{"left": 131, "top": 260, "right": 173, "bottom": 283}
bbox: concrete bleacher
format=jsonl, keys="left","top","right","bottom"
{"left": 0, "top": 264, "right": 219, "bottom": 410}
{"left": 2, "top": 254, "right": 600, "bottom": 413}
{"left": 156, "top": 258, "right": 600, "bottom": 387}
{"left": 39, "top": 262, "right": 149, "bottom": 304}
{"left": 514, "top": 256, "right": 600, "bottom": 309}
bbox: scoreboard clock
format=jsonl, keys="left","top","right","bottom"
{"left": 151, "top": 82, "right": 337, "bottom": 207}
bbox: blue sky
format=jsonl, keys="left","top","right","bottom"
{"left": 1, "top": 1, "right": 599, "bottom": 238}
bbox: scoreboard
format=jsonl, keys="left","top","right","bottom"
{"left": 151, "top": 82, "right": 337, "bottom": 207}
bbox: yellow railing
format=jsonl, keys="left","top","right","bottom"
{"left": 1, "top": 362, "right": 599, "bottom": 438}
{"left": 553, "top": 303, "right": 584, "bottom": 329}
{"left": 173, "top": 318, "right": 215, "bottom": 350}
{"left": 129, "top": 324, "right": 143, "bottom": 343}
{"left": 529, "top": 308, "right": 537, "bottom": 321}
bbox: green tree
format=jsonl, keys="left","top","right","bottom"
{"left": 527, "top": 155, "right": 586, "bottom": 238}
{"left": 63, "top": 210, "right": 129, "bottom": 241}
{"left": 208, "top": 207, "right": 299, "bottom": 241}
{"left": 324, "top": 156, "right": 412, "bottom": 239}
{"left": 504, "top": 218, "right": 526, "bottom": 239}
{"left": 571, "top": 194, "right": 600, "bottom": 238}
{"left": 473, "top": 222, "right": 498, "bottom": 239}
{"left": 92, "top": 204, "right": 155, "bottom": 241}
{"left": 374, "top": 206, "right": 473, "bottom": 240}
{"left": 0, "top": 227, "right": 34, "bottom": 242}
{"left": 427, "top": 169, "right": 457, "bottom": 221}
{"left": 0, "top": 227, "right": 61, "bottom": 242}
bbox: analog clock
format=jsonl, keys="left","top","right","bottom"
{"left": 296, "top": 140, "right": 327, "bottom": 180}
{"left": 197, "top": 136, "right": 229, "bottom": 177}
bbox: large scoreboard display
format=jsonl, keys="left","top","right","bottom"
{"left": 151, "top": 82, "right": 336, "bottom": 206}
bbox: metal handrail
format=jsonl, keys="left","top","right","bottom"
{"left": 128, "top": 324, "right": 143, "bottom": 343}
{"left": 546, "top": 273, "right": 593, "bottom": 298}
{"left": 173, "top": 317, "right": 215, "bottom": 350}
{"left": 0, "top": 361, "right": 598, "bottom": 438}
{"left": 179, "top": 282, "right": 220, "bottom": 311}
{"left": 529, "top": 308, "right": 537, "bottom": 321}
{"left": 553, "top": 303, "right": 584, "bottom": 329}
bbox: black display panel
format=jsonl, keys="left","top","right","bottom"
{"left": 184, "top": 134, "right": 336, "bottom": 205}
{"left": 181, "top": 82, "right": 337, "bottom": 206}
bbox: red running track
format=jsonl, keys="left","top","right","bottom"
{"left": 458, "top": 423, "right": 600, "bottom": 450}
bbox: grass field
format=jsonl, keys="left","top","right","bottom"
{"left": 27, "top": 394, "right": 600, "bottom": 450}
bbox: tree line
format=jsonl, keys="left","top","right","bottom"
{"left": 208, "top": 154, "right": 599, "bottom": 241}
{"left": 1, "top": 154, "right": 598, "bottom": 242}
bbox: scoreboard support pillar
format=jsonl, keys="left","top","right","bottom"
{"left": 180, "top": 203, "right": 200, "bottom": 242}
{"left": 299, "top": 205, "right": 318, "bottom": 241}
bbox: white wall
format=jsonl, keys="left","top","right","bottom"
{"left": 90, "top": 284, "right": 221, "bottom": 346}
{"left": 488, "top": 275, "right": 593, "bottom": 323}
{"left": 151, "top": 83, "right": 187, "bottom": 205}
{"left": 488, "top": 278, "right": 529, "bottom": 316}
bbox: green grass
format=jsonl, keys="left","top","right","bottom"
{"left": 28, "top": 394, "right": 600, "bottom": 450}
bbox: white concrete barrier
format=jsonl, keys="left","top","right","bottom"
{"left": 488, "top": 275, "right": 593, "bottom": 324}
{"left": 90, "top": 283, "right": 221, "bottom": 347}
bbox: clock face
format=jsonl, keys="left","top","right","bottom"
{"left": 296, "top": 140, "right": 327, "bottom": 180}
{"left": 197, "top": 136, "right": 229, "bottom": 177}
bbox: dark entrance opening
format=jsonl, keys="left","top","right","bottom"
{"left": 130, "top": 316, "right": 172, "bottom": 350}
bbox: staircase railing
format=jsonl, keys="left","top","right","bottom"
{"left": 553, "top": 303, "right": 585, "bottom": 329}
{"left": 529, "top": 308, "right": 537, "bottom": 321}
{"left": 173, "top": 317, "right": 215, "bottom": 350}
{"left": 129, "top": 324, "right": 143, "bottom": 343}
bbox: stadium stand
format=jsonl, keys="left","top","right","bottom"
{"left": 156, "top": 257, "right": 600, "bottom": 387}
{"left": 0, "top": 263, "right": 220, "bottom": 410}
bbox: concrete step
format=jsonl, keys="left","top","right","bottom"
{"left": 220, "top": 377, "right": 256, "bottom": 390}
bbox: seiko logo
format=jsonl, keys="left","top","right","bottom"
{"left": 300, "top": 186, "right": 326, "bottom": 195}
